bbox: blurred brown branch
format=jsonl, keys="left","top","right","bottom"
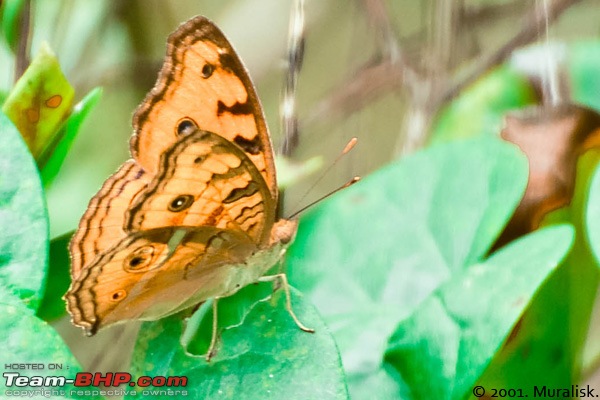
{"left": 439, "top": 0, "right": 581, "bottom": 107}
{"left": 14, "top": 0, "right": 31, "bottom": 82}
{"left": 463, "top": 1, "right": 528, "bottom": 24}
{"left": 360, "top": 0, "right": 401, "bottom": 61}
{"left": 308, "top": 0, "right": 581, "bottom": 149}
{"left": 307, "top": 58, "right": 406, "bottom": 124}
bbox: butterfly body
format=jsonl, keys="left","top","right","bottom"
{"left": 65, "top": 16, "right": 303, "bottom": 341}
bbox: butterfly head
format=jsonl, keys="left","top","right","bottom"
{"left": 270, "top": 218, "right": 298, "bottom": 246}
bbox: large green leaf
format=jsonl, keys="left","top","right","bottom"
{"left": 286, "top": 138, "right": 529, "bottom": 398}
{"left": 546, "top": 150, "right": 600, "bottom": 379}
{"left": 130, "top": 286, "right": 348, "bottom": 399}
{"left": 586, "top": 153, "right": 600, "bottom": 268}
{"left": 0, "top": 112, "right": 48, "bottom": 309}
{"left": 568, "top": 41, "right": 600, "bottom": 113}
{"left": 476, "top": 149, "right": 600, "bottom": 393}
{"left": 384, "top": 225, "right": 574, "bottom": 400}
{"left": 0, "top": 289, "right": 94, "bottom": 399}
{"left": 40, "top": 87, "right": 102, "bottom": 186}
{"left": 36, "top": 231, "right": 72, "bottom": 322}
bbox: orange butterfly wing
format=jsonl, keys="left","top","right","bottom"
{"left": 69, "top": 161, "right": 149, "bottom": 278}
{"left": 130, "top": 16, "right": 277, "bottom": 199}
{"left": 126, "top": 129, "right": 275, "bottom": 245}
{"left": 67, "top": 129, "right": 280, "bottom": 333}
{"left": 66, "top": 227, "right": 257, "bottom": 334}
{"left": 66, "top": 16, "right": 294, "bottom": 335}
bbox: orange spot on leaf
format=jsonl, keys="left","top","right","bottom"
{"left": 45, "top": 94, "right": 63, "bottom": 108}
{"left": 26, "top": 107, "right": 40, "bottom": 123}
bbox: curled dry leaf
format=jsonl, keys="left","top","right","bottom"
{"left": 496, "top": 104, "right": 600, "bottom": 248}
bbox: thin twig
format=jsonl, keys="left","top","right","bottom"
{"left": 306, "top": 0, "right": 580, "bottom": 129}
{"left": 306, "top": 57, "right": 406, "bottom": 124}
{"left": 280, "top": 0, "right": 305, "bottom": 157}
{"left": 359, "top": 0, "right": 401, "bottom": 61}
{"left": 428, "top": 0, "right": 462, "bottom": 74}
{"left": 438, "top": 0, "right": 580, "bottom": 107}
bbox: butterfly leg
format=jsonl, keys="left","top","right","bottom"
{"left": 258, "top": 273, "right": 315, "bottom": 333}
{"left": 206, "top": 298, "right": 220, "bottom": 362}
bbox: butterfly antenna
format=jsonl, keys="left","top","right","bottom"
{"left": 289, "top": 176, "right": 360, "bottom": 219}
{"left": 280, "top": 0, "right": 305, "bottom": 157}
{"left": 288, "top": 136, "right": 358, "bottom": 215}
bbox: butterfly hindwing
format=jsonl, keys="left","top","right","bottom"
{"left": 125, "top": 129, "right": 275, "bottom": 245}
{"left": 66, "top": 227, "right": 257, "bottom": 334}
{"left": 69, "top": 161, "right": 149, "bottom": 278}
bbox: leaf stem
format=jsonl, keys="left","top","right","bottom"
{"left": 14, "top": 0, "right": 31, "bottom": 82}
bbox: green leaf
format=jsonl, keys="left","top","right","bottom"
{"left": 586, "top": 158, "right": 600, "bottom": 267}
{"left": 180, "top": 283, "right": 276, "bottom": 356}
{"left": 0, "top": 289, "right": 94, "bottom": 399}
{"left": 430, "top": 66, "right": 536, "bottom": 144}
{"left": 286, "top": 138, "right": 529, "bottom": 398}
{"left": 40, "top": 87, "right": 102, "bottom": 186}
{"left": 275, "top": 155, "right": 323, "bottom": 190}
{"left": 0, "top": 112, "right": 48, "bottom": 309}
{"left": 478, "top": 149, "right": 600, "bottom": 391}
{"left": 0, "top": 90, "right": 8, "bottom": 106}
{"left": 2, "top": 42, "right": 75, "bottom": 159}
{"left": 36, "top": 231, "right": 72, "bottom": 322}
{"left": 384, "top": 225, "right": 574, "bottom": 400}
{"left": 131, "top": 287, "right": 348, "bottom": 399}
{"left": 0, "top": 0, "right": 26, "bottom": 52}
{"left": 568, "top": 41, "right": 600, "bottom": 113}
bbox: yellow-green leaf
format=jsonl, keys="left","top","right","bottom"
{"left": 2, "top": 42, "right": 74, "bottom": 158}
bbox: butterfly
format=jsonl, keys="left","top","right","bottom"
{"left": 65, "top": 15, "right": 313, "bottom": 359}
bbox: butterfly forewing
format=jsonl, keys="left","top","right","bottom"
{"left": 130, "top": 16, "right": 277, "bottom": 199}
